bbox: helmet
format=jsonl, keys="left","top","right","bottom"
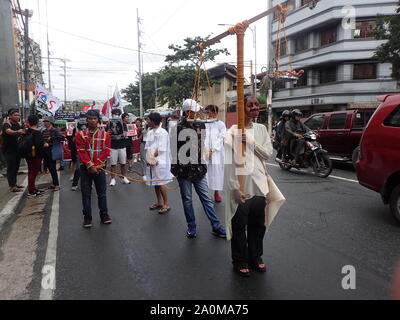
{"left": 282, "top": 110, "right": 291, "bottom": 118}
{"left": 292, "top": 109, "right": 303, "bottom": 118}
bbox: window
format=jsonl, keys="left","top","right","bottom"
{"left": 301, "top": 0, "right": 314, "bottom": 6}
{"left": 305, "top": 115, "right": 325, "bottom": 130}
{"left": 227, "top": 104, "right": 236, "bottom": 113}
{"left": 384, "top": 106, "right": 400, "bottom": 127}
{"left": 273, "top": 39, "right": 288, "bottom": 57}
{"left": 319, "top": 66, "right": 337, "bottom": 84}
{"left": 353, "top": 64, "right": 377, "bottom": 80}
{"left": 321, "top": 26, "right": 337, "bottom": 46}
{"left": 276, "top": 80, "right": 286, "bottom": 90}
{"left": 294, "top": 71, "right": 308, "bottom": 87}
{"left": 295, "top": 34, "right": 309, "bottom": 53}
{"left": 354, "top": 21, "right": 377, "bottom": 39}
{"left": 329, "top": 113, "right": 347, "bottom": 129}
{"left": 353, "top": 111, "right": 375, "bottom": 129}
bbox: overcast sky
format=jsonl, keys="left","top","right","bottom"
{"left": 20, "top": 0, "right": 271, "bottom": 103}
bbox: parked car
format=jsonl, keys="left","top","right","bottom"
{"left": 356, "top": 94, "right": 400, "bottom": 222}
{"left": 304, "top": 109, "right": 376, "bottom": 167}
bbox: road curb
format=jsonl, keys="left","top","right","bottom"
{"left": 0, "top": 177, "right": 28, "bottom": 234}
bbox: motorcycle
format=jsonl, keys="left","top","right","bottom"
{"left": 276, "top": 131, "right": 333, "bottom": 178}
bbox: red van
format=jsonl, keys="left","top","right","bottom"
{"left": 356, "top": 94, "right": 400, "bottom": 222}
{"left": 304, "top": 109, "right": 375, "bottom": 167}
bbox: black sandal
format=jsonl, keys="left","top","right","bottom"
{"left": 233, "top": 265, "right": 250, "bottom": 277}
{"left": 249, "top": 260, "right": 267, "bottom": 273}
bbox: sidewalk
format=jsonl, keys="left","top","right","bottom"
{"left": 0, "top": 167, "right": 54, "bottom": 300}
{"left": 0, "top": 165, "right": 28, "bottom": 230}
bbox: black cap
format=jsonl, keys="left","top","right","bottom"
{"left": 8, "top": 108, "right": 19, "bottom": 116}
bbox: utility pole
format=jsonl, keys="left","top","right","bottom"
{"left": 137, "top": 8, "right": 144, "bottom": 118}
{"left": 62, "top": 58, "right": 67, "bottom": 108}
{"left": 45, "top": 0, "right": 51, "bottom": 93}
{"left": 155, "top": 76, "right": 158, "bottom": 109}
{"left": 22, "top": 9, "right": 33, "bottom": 120}
{"left": 253, "top": 25, "right": 257, "bottom": 97}
{"left": 267, "top": 0, "right": 273, "bottom": 135}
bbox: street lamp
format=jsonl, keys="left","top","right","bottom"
{"left": 218, "top": 24, "right": 257, "bottom": 96}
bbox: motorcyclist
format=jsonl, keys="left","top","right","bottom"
{"left": 275, "top": 110, "right": 291, "bottom": 161}
{"left": 284, "top": 109, "right": 311, "bottom": 165}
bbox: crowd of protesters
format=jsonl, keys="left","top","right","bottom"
{"left": 0, "top": 108, "right": 64, "bottom": 197}
{"left": 0, "top": 96, "right": 285, "bottom": 278}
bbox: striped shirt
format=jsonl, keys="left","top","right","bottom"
{"left": 76, "top": 128, "right": 111, "bottom": 169}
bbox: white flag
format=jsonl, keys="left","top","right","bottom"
{"left": 112, "top": 86, "right": 122, "bottom": 109}
{"left": 35, "top": 83, "right": 62, "bottom": 116}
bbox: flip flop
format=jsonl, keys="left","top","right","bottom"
{"left": 158, "top": 207, "right": 171, "bottom": 214}
{"left": 149, "top": 204, "right": 163, "bottom": 210}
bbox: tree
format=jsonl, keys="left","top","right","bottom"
{"left": 165, "top": 36, "right": 229, "bottom": 68}
{"left": 121, "top": 72, "right": 158, "bottom": 112}
{"left": 159, "top": 36, "right": 230, "bottom": 107}
{"left": 374, "top": 3, "right": 400, "bottom": 80}
{"left": 123, "top": 104, "right": 140, "bottom": 117}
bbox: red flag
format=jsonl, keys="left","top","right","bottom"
{"left": 83, "top": 105, "right": 94, "bottom": 112}
{"left": 101, "top": 98, "right": 113, "bottom": 117}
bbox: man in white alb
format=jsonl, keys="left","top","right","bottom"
{"left": 204, "top": 105, "right": 226, "bottom": 203}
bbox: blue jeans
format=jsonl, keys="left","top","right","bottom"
{"left": 80, "top": 166, "right": 108, "bottom": 219}
{"left": 178, "top": 177, "right": 222, "bottom": 231}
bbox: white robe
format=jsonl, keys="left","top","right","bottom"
{"left": 145, "top": 126, "right": 174, "bottom": 186}
{"left": 205, "top": 120, "right": 226, "bottom": 191}
{"left": 224, "top": 123, "right": 286, "bottom": 241}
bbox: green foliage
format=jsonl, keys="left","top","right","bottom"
{"left": 257, "top": 95, "right": 267, "bottom": 105}
{"left": 160, "top": 36, "right": 229, "bottom": 106}
{"left": 157, "top": 65, "right": 196, "bottom": 107}
{"left": 30, "top": 101, "right": 36, "bottom": 115}
{"left": 123, "top": 104, "right": 140, "bottom": 117}
{"left": 121, "top": 72, "right": 158, "bottom": 111}
{"left": 165, "top": 36, "right": 229, "bottom": 68}
{"left": 123, "top": 36, "right": 230, "bottom": 109}
{"left": 373, "top": 3, "right": 400, "bottom": 80}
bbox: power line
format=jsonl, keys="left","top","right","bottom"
{"left": 31, "top": 21, "right": 167, "bottom": 57}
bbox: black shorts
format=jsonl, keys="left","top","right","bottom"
{"left": 126, "top": 145, "right": 133, "bottom": 160}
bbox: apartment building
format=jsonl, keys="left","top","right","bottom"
{"left": 269, "top": 0, "right": 399, "bottom": 117}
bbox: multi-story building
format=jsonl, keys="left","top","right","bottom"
{"left": 269, "top": 0, "right": 399, "bottom": 117}
{"left": 13, "top": 27, "right": 44, "bottom": 106}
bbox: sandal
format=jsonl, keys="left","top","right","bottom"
{"left": 149, "top": 204, "right": 163, "bottom": 210}
{"left": 249, "top": 260, "right": 267, "bottom": 273}
{"left": 158, "top": 207, "right": 171, "bottom": 214}
{"left": 233, "top": 265, "right": 250, "bottom": 277}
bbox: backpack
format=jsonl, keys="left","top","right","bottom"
{"left": 17, "top": 131, "right": 36, "bottom": 159}
{"left": 0, "top": 120, "right": 10, "bottom": 148}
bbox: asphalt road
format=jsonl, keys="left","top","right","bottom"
{"left": 53, "top": 161, "right": 400, "bottom": 300}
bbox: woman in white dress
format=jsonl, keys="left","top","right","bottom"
{"left": 145, "top": 113, "right": 174, "bottom": 214}
{"left": 205, "top": 105, "right": 226, "bottom": 203}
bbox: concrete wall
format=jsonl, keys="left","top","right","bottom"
{"left": 0, "top": 0, "right": 19, "bottom": 114}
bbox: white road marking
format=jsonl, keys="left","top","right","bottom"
{"left": 267, "top": 163, "right": 358, "bottom": 184}
{"left": 0, "top": 177, "right": 28, "bottom": 232}
{"left": 40, "top": 183, "right": 60, "bottom": 300}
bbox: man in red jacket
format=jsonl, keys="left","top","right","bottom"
{"left": 76, "top": 110, "right": 112, "bottom": 228}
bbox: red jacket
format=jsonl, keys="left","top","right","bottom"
{"left": 76, "top": 128, "right": 111, "bottom": 169}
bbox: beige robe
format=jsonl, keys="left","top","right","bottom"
{"left": 224, "top": 124, "right": 286, "bottom": 241}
